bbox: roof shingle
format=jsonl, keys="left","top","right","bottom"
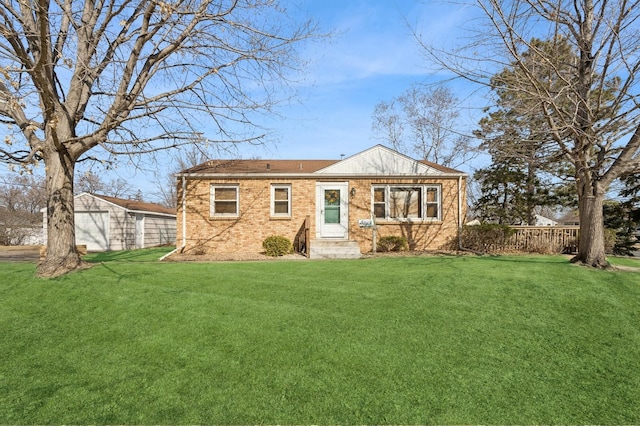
{"left": 91, "top": 194, "right": 175, "bottom": 216}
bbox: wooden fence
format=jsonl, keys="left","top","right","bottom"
{"left": 505, "top": 226, "right": 579, "bottom": 253}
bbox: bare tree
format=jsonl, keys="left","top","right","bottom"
{"left": 156, "top": 144, "right": 212, "bottom": 208}
{"left": 0, "top": 174, "right": 46, "bottom": 215}
{"left": 0, "top": 0, "right": 318, "bottom": 276}
{"left": 372, "top": 84, "right": 477, "bottom": 169}
{"left": 75, "top": 170, "right": 135, "bottom": 198}
{"left": 0, "top": 174, "right": 45, "bottom": 245}
{"left": 420, "top": 0, "right": 640, "bottom": 268}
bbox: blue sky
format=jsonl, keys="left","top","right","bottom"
{"left": 255, "top": 0, "right": 479, "bottom": 160}
{"left": 2, "top": 0, "right": 486, "bottom": 202}
{"left": 126, "top": 0, "right": 485, "bottom": 200}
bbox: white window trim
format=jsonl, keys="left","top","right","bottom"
{"left": 270, "top": 184, "right": 292, "bottom": 217}
{"left": 372, "top": 184, "right": 442, "bottom": 221}
{"left": 210, "top": 184, "right": 240, "bottom": 217}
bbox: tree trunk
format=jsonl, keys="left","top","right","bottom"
{"left": 37, "top": 148, "right": 84, "bottom": 278}
{"left": 526, "top": 163, "right": 536, "bottom": 225}
{"left": 572, "top": 192, "right": 609, "bottom": 268}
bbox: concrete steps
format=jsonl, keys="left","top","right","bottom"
{"left": 309, "top": 239, "right": 361, "bottom": 259}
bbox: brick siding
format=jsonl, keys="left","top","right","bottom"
{"left": 177, "top": 177, "right": 466, "bottom": 255}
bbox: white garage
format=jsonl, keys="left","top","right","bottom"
{"left": 43, "top": 193, "right": 176, "bottom": 252}
{"left": 74, "top": 211, "right": 109, "bottom": 251}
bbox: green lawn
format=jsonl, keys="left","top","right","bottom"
{"left": 1, "top": 252, "right": 639, "bottom": 424}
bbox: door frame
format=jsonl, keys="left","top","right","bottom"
{"left": 315, "top": 181, "right": 349, "bottom": 239}
{"left": 135, "top": 213, "right": 145, "bottom": 249}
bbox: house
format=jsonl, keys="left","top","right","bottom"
{"left": 176, "top": 145, "right": 467, "bottom": 258}
{"left": 557, "top": 210, "right": 580, "bottom": 226}
{"left": 534, "top": 214, "right": 558, "bottom": 226}
{"left": 1, "top": 206, "right": 44, "bottom": 245}
{"left": 42, "top": 193, "right": 176, "bottom": 252}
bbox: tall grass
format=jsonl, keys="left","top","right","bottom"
{"left": 1, "top": 254, "right": 639, "bottom": 424}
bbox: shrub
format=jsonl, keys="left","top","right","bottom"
{"left": 523, "top": 237, "right": 566, "bottom": 255}
{"left": 460, "top": 224, "right": 515, "bottom": 253}
{"left": 262, "top": 235, "right": 293, "bottom": 257}
{"left": 377, "top": 235, "right": 408, "bottom": 252}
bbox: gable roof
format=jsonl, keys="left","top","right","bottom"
{"left": 181, "top": 159, "right": 336, "bottom": 174}
{"left": 179, "top": 145, "right": 466, "bottom": 177}
{"left": 84, "top": 193, "right": 175, "bottom": 216}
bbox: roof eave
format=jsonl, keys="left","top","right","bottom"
{"left": 176, "top": 172, "right": 468, "bottom": 179}
{"left": 127, "top": 209, "right": 176, "bottom": 218}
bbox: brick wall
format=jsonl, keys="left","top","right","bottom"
{"left": 177, "top": 176, "right": 466, "bottom": 254}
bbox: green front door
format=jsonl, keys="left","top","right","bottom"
{"left": 316, "top": 182, "right": 349, "bottom": 239}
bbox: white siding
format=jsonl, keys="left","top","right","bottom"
{"left": 315, "top": 145, "right": 443, "bottom": 175}
{"left": 43, "top": 193, "right": 176, "bottom": 252}
{"left": 143, "top": 215, "right": 176, "bottom": 248}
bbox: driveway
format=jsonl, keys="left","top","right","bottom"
{"left": 0, "top": 246, "right": 40, "bottom": 262}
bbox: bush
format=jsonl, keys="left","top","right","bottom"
{"left": 460, "top": 224, "right": 515, "bottom": 253}
{"left": 262, "top": 235, "right": 293, "bottom": 257}
{"left": 377, "top": 235, "right": 408, "bottom": 252}
{"left": 523, "top": 237, "right": 566, "bottom": 255}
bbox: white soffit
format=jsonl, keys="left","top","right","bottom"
{"left": 315, "top": 145, "right": 444, "bottom": 176}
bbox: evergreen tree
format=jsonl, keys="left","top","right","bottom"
{"left": 422, "top": 0, "right": 640, "bottom": 267}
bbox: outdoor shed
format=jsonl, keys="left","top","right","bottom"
{"left": 42, "top": 193, "right": 176, "bottom": 252}
{"left": 176, "top": 145, "right": 467, "bottom": 259}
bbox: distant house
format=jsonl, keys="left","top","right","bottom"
{"left": 42, "top": 193, "right": 176, "bottom": 252}
{"left": 176, "top": 145, "right": 467, "bottom": 258}
{"left": 534, "top": 214, "right": 558, "bottom": 226}
{"left": 1, "top": 206, "right": 44, "bottom": 245}
{"left": 558, "top": 210, "right": 580, "bottom": 226}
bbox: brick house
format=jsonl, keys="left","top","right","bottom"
{"left": 176, "top": 145, "right": 467, "bottom": 258}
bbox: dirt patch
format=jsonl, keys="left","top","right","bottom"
{"left": 165, "top": 251, "right": 309, "bottom": 262}
{"left": 0, "top": 245, "right": 40, "bottom": 262}
{"left": 609, "top": 264, "right": 640, "bottom": 272}
{"left": 165, "top": 250, "right": 465, "bottom": 262}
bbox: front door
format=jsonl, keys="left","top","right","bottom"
{"left": 135, "top": 213, "right": 145, "bottom": 249}
{"left": 316, "top": 182, "right": 349, "bottom": 239}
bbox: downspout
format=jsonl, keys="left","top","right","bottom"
{"left": 181, "top": 175, "right": 187, "bottom": 251}
{"left": 458, "top": 175, "right": 463, "bottom": 251}
{"left": 160, "top": 175, "right": 187, "bottom": 261}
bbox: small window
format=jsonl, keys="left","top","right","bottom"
{"left": 425, "top": 187, "right": 440, "bottom": 219}
{"left": 210, "top": 185, "right": 239, "bottom": 217}
{"left": 373, "top": 187, "right": 386, "bottom": 219}
{"left": 271, "top": 184, "right": 291, "bottom": 217}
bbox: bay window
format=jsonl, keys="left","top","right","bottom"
{"left": 373, "top": 185, "right": 441, "bottom": 220}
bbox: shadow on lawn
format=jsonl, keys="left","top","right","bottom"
{"left": 84, "top": 247, "right": 175, "bottom": 263}
{"left": 487, "top": 254, "right": 570, "bottom": 264}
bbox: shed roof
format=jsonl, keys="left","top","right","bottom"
{"left": 90, "top": 193, "right": 175, "bottom": 216}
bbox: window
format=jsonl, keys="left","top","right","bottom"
{"left": 210, "top": 185, "right": 239, "bottom": 217}
{"left": 425, "top": 187, "right": 439, "bottom": 219}
{"left": 372, "top": 185, "right": 441, "bottom": 220}
{"left": 271, "top": 184, "right": 291, "bottom": 217}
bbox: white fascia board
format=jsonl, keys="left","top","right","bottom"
{"left": 75, "top": 193, "right": 127, "bottom": 212}
{"left": 127, "top": 209, "right": 176, "bottom": 218}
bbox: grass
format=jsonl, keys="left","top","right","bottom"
{"left": 608, "top": 255, "right": 640, "bottom": 268}
{"left": 1, "top": 252, "right": 639, "bottom": 424}
{"left": 83, "top": 246, "right": 175, "bottom": 262}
